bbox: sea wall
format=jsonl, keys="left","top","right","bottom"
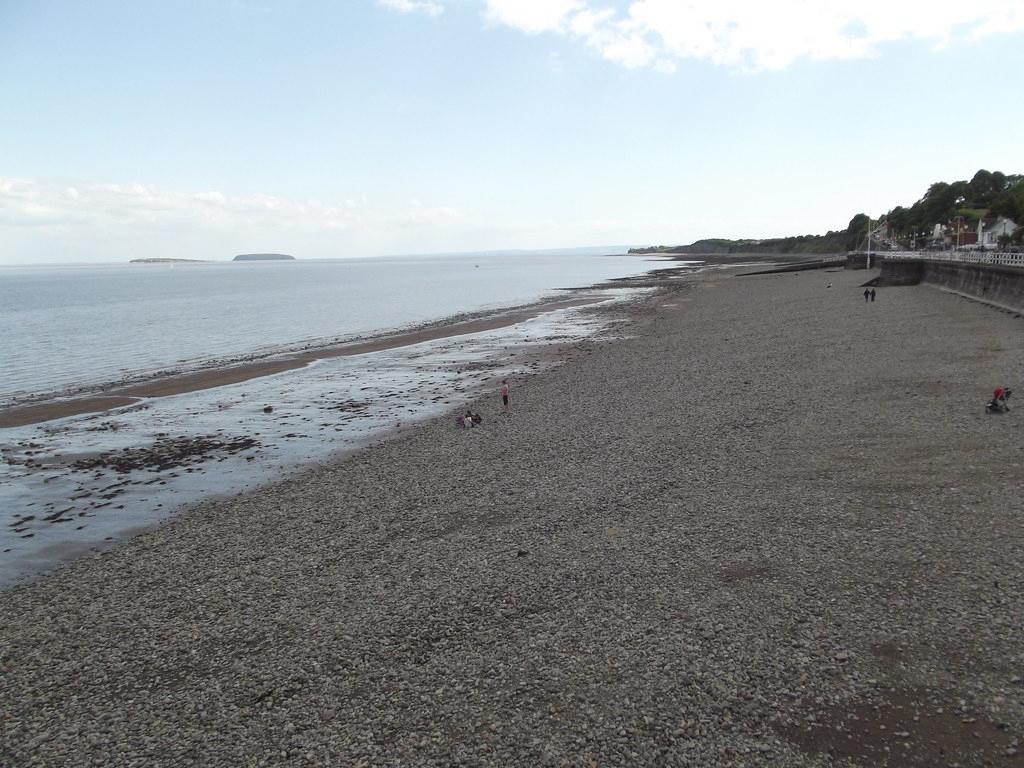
{"left": 877, "top": 258, "right": 1024, "bottom": 312}
{"left": 920, "top": 262, "right": 1024, "bottom": 313}
{"left": 845, "top": 253, "right": 869, "bottom": 269}
{"left": 848, "top": 252, "right": 898, "bottom": 271}
{"left": 877, "top": 259, "right": 924, "bottom": 286}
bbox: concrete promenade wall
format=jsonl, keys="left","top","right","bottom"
{"left": 878, "top": 259, "right": 924, "bottom": 286}
{"left": 877, "top": 258, "right": 1024, "bottom": 313}
{"left": 920, "top": 261, "right": 1024, "bottom": 313}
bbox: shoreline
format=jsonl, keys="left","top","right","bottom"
{"left": 0, "top": 255, "right": 785, "bottom": 427}
{"left": 0, "top": 255, "right": 780, "bottom": 429}
{"left": 3, "top": 266, "right": 1023, "bottom": 765}
{"left": 0, "top": 280, "right": 663, "bottom": 587}
{"left": 0, "top": 294, "right": 618, "bottom": 428}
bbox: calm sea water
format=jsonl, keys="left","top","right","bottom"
{"left": 1, "top": 251, "right": 663, "bottom": 586}
{"left": 1, "top": 252, "right": 650, "bottom": 403}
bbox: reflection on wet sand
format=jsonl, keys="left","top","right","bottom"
{"left": 0, "top": 289, "right": 645, "bottom": 587}
{"left": 0, "top": 295, "right": 605, "bottom": 428}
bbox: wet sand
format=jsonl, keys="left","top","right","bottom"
{"left": 1, "top": 287, "right": 642, "bottom": 587}
{"left": 0, "top": 295, "right": 603, "bottom": 428}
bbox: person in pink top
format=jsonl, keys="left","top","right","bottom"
{"left": 500, "top": 379, "right": 510, "bottom": 412}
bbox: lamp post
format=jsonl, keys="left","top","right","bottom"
{"left": 866, "top": 217, "right": 871, "bottom": 269}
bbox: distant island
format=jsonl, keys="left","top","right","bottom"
{"left": 233, "top": 253, "right": 295, "bottom": 261}
{"left": 130, "top": 258, "right": 209, "bottom": 264}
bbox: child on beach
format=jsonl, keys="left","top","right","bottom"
{"left": 500, "top": 380, "right": 509, "bottom": 412}
{"left": 456, "top": 411, "right": 483, "bottom": 428}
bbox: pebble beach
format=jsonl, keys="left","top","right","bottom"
{"left": 2, "top": 265, "right": 1023, "bottom": 767}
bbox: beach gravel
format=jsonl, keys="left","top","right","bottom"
{"left": 2, "top": 268, "right": 1023, "bottom": 766}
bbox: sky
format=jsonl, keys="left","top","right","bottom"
{"left": 1, "top": 0, "right": 1023, "bottom": 264}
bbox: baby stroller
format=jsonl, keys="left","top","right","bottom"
{"left": 985, "top": 387, "right": 1012, "bottom": 414}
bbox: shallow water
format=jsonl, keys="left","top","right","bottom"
{"left": 0, "top": 291, "right": 646, "bottom": 586}
{"left": 1, "top": 252, "right": 650, "bottom": 402}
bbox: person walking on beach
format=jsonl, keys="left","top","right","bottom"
{"left": 870, "top": 288, "right": 877, "bottom": 302}
{"left": 500, "top": 379, "right": 510, "bottom": 412}
{"left": 863, "top": 288, "right": 870, "bottom": 302}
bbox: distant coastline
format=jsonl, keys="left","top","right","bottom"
{"left": 233, "top": 253, "right": 295, "bottom": 261}
{"left": 630, "top": 169, "right": 1023, "bottom": 256}
{"left": 129, "top": 258, "right": 209, "bottom": 264}
{"left": 127, "top": 254, "right": 297, "bottom": 263}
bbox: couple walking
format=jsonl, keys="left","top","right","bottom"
{"left": 863, "top": 288, "right": 877, "bottom": 302}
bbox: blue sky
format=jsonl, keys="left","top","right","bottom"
{"left": 1, "top": 0, "right": 1022, "bottom": 263}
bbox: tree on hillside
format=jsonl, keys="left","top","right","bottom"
{"left": 919, "top": 182, "right": 961, "bottom": 226}
{"left": 846, "top": 213, "right": 869, "bottom": 251}
{"left": 967, "top": 169, "right": 1002, "bottom": 204}
{"left": 877, "top": 171, "right": 1023, "bottom": 242}
{"left": 887, "top": 205, "right": 908, "bottom": 233}
{"left": 989, "top": 179, "right": 1024, "bottom": 222}
{"left": 657, "top": 170, "right": 1021, "bottom": 255}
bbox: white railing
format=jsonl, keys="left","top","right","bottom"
{"left": 881, "top": 250, "right": 1024, "bottom": 268}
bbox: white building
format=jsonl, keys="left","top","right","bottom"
{"left": 978, "top": 216, "right": 1019, "bottom": 249}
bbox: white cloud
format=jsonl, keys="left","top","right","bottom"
{"left": 483, "top": 0, "right": 584, "bottom": 33}
{"left": 0, "top": 177, "right": 859, "bottom": 264}
{"left": 568, "top": 7, "right": 615, "bottom": 37}
{"left": 0, "top": 177, "right": 449, "bottom": 232}
{"left": 593, "top": 29, "right": 657, "bottom": 69}
{"left": 402, "top": 0, "right": 1024, "bottom": 72}
{"left": 0, "top": 178, "right": 467, "bottom": 262}
{"left": 377, "top": 0, "right": 444, "bottom": 18}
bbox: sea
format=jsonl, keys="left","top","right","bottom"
{"left": 0, "top": 251, "right": 672, "bottom": 586}
{"left": 1, "top": 252, "right": 652, "bottom": 403}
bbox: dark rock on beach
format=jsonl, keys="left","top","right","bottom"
{"left": 70, "top": 434, "right": 259, "bottom": 473}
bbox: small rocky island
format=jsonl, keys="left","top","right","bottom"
{"left": 233, "top": 253, "right": 295, "bottom": 261}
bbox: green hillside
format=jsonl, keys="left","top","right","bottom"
{"left": 631, "top": 169, "right": 1023, "bottom": 255}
